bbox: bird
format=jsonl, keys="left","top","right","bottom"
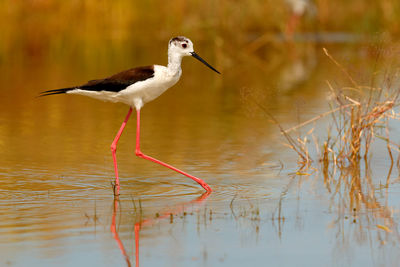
{"left": 39, "top": 36, "right": 220, "bottom": 194}
{"left": 285, "top": 0, "right": 315, "bottom": 38}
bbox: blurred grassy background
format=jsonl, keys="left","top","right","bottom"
{"left": 1, "top": 0, "right": 399, "bottom": 72}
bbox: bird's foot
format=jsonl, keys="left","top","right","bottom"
{"left": 111, "top": 181, "right": 120, "bottom": 197}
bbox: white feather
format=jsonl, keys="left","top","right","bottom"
{"left": 68, "top": 65, "right": 181, "bottom": 109}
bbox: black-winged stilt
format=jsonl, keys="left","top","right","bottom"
{"left": 40, "top": 36, "right": 219, "bottom": 194}
{"left": 285, "top": 0, "right": 312, "bottom": 37}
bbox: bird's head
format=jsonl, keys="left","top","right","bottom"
{"left": 168, "top": 36, "right": 220, "bottom": 74}
{"left": 169, "top": 36, "right": 194, "bottom": 56}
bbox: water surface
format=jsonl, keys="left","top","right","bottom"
{"left": 1, "top": 26, "right": 400, "bottom": 267}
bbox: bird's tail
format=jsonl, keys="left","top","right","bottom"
{"left": 38, "top": 87, "right": 75, "bottom": 97}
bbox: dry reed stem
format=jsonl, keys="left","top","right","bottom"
{"left": 244, "top": 45, "right": 400, "bottom": 181}
{"left": 323, "top": 48, "right": 359, "bottom": 88}
{"left": 283, "top": 103, "right": 356, "bottom": 133}
{"left": 279, "top": 46, "right": 400, "bottom": 227}
{"left": 242, "top": 90, "right": 311, "bottom": 165}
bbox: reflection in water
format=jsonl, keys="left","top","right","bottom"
{"left": 111, "top": 200, "right": 132, "bottom": 267}
{"left": 2, "top": 2, "right": 400, "bottom": 265}
{"left": 264, "top": 158, "right": 400, "bottom": 265}
{"left": 111, "top": 193, "right": 210, "bottom": 267}
{"left": 323, "top": 158, "right": 400, "bottom": 246}
{"left": 277, "top": 43, "right": 317, "bottom": 93}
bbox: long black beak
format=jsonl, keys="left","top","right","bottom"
{"left": 190, "top": 52, "right": 221, "bottom": 74}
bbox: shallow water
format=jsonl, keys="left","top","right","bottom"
{"left": 1, "top": 30, "right": 400, "bottom": 267}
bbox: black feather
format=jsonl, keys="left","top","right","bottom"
{"left": 39, "top": 65, "right": 155, "bottom": 97}
{"left": 38, "top": 87, "right": 74, "bottom": 97}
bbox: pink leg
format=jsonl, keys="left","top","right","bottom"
{"left": 111, "top": 200, "right": 131, "bottom": 265}
{"left": 134, "top": 223, "right": 140, "bottom": 267}
{"left": 285, "top": 14, "right": 300, "bottom": 39}
{"left": 134, "top": 109, "right": 212, "bottom": 192}
{"left": 111, "top": 107, "right": 133, "bottom": 195}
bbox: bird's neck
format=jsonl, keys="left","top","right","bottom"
{"left": 167, "top": 53, "right": 183, "bottom": 76}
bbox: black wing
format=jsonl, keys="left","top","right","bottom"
{"left": 39, "top": 65, "right": 155, "bottom": 97}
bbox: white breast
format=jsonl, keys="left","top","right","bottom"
{"left": 120, "top": 65, "right": 181, "bottom": 109}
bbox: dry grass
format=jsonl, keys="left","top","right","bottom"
{"left": 267, "top": 46, "right": 400, "bottom": 173}
{"left": 244, "top": 44, "right": 400, "bottom": 235}
{"left": 320, "top": 48, "right": 398, "bottom": 170}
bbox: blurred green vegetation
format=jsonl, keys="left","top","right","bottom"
{"left": 1, "top": 0, "right": 399, "bottom": 72}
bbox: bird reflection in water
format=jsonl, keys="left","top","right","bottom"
{"left": 111, "top": 199, "right": 132, "bottom": 267}
{"left": 110, "top": 192, "right": 210, "bottom": 267}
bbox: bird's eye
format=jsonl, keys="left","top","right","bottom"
{"left": 182, "top": 43, "right": 187, "bottom": 48}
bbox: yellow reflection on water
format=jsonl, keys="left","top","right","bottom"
{"left": 2, "top": 1, "right": 400, "bottom": 266}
